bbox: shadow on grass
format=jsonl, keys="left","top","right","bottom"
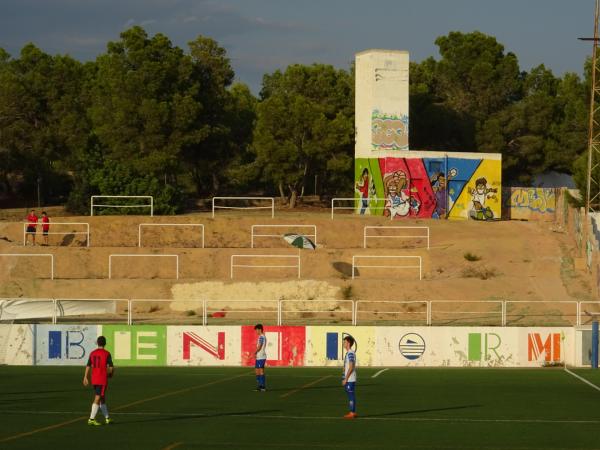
{"left": 363, "top": 404, "right": 483, "bottom": 418}
{"left": 119, "top": 409, "right": 282, "bottom": 425}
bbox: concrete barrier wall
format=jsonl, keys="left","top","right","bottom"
{"left": 0, "top": 325, "right": 583, "bottom": 367}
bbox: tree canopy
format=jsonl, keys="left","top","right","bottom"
{"left": 0, "top": 28, "right": 591, "bottom": 211}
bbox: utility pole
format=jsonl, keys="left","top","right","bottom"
{"left": 580, "top": 0, "right": 600, "bottom": 257}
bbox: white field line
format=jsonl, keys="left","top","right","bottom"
{"left": 1, "top": 410, "right": 599, "bottom": 425}
{"left": 372, "top": 368, "right": 389, "bottom": 378}
{"left": 564, "top": 367, "right": 600, "bottom": 393}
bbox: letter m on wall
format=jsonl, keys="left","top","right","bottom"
{"left": 183, "top": 332, "right": 225, "bottom": 360}
{"left": 528, "top": 333, "right": 561, "bottom": 362}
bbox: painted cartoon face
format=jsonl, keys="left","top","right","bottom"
{"left": 438, "top": 175, "right": 446, "bottom": 189}
{"left": 476, "top": 184, "right": 486, "bottom": 194}
{"left": 387, "top": 181, "right": 398, "bottom": 196}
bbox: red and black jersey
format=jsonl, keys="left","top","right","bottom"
{"left": 87, "top": 348, "right": 113, "bottom": 385}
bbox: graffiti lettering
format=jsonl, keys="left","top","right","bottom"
{"left": 371, "top": 112, "right": 408, "bottom": 150}
{"left": 508, "top": 188, "right": 556, "bottom": 213}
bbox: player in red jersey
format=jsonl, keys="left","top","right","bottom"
{"left": 41, "top": 211, "right": 50, "bottom": 246}
{"left": 83, "top": 336, "right": 114, "bottom": 426}
{"left": 25, "top": 209, "right": 38, "bottom": 245}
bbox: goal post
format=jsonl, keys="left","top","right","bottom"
{"left": 212, "top": 197, "right": 275, "bottom": 218}
{"left": 363, "top": 226, "right": 430, "bottom": 250}
{"left": 22, "top": 222, "right": 90, "bottom": 247}
{"left": 138, "top": 223, "right": 205, "bottom": 248}
{"left": 351, "top": 255, "right": 422, "bottom": 280}
{"left": 250, "top": 224, "right": 317, "bottom": 248}
{"left": 91, "top": 196, "right": 154, "bottom": 216}
{"left": 0, "top": 254, "right": 55, "bottom": 279}
{"left": 230, "top": 254, "right": 301, "bottom": 279}
{"left": 108, "top": 254, "right": 179, "bottom": 279}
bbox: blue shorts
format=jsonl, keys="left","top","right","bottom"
{"left": 344, "top": 382, "right": 355, "bottom": 394}
{"left": 255, "top": 359, "right": 266, "bottom": 369}
{"left": 93, "top": 385, "right": 107, "bottom": 396}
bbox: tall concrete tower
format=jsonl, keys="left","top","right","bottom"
{"left": 355, "top": 49, "right": 409, "bottom": 158}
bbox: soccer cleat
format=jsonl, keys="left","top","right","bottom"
{"left": 105, "top": 418, "right": 113, "bottom": 425}
{"left": 88, "top": 419, "right": 102, "bottom": 426}
{"left": 344, "top": 412, "right": 357, "bottom": 419}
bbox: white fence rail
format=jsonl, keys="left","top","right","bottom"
{"left": 251, "top": 224, "right": 317, "bottom": 248}
{"left": 212, "top": 197, "right": 274, "bottom": 218}
{"left": 108, "top": 254, "right": 179, "bottom": 279}
{"left": 23, "top": 222, "right": 90, "bottom": 247}
{"left": 138, "top": 223, "right": 205, "bottom": 248}
{"left": 280, "top": 300, "right": 354, "bottom": 324}
{"left": 352, "top": 255, "right": 422, "bottom": 280}
{"left": 363, "top": 226, "right": 430, "bottom": 250}
{"left": 230, "top": 254, "right": 301, "bottom": 279}
{"left": 91, "top": 195, "right": 153, "bottom": 216}
{"left": 0, "top": 298, "right": 595, "bottom": 326}
{"left": 355, "top": 300, "right": 428, "bottom": 325}
{"left": 331, "top": 197, "right": 384, "bottom": 219}
{"left": 0, "top": 253, "right": 54, "bottom": 279}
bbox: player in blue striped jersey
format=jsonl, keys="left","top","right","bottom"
{"left": 342, "top": 335, "right": 357, "bottom": 419}
{"left": 254, "top": 324, "right": 267, "bottom": 391}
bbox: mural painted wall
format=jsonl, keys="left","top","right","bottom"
{"left": 355, "top": 152, "right": 502, "bottom": 220}
{"left": 1, "top": 325, "right": 582, "bottom": 367}
{"left": 503, "top": 188, "right": 557, "bottom": 221}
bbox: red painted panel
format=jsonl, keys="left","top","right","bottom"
{"left": 241, "top": 326, "right": 306, "bottom": 367}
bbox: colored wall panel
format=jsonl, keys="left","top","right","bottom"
{"left": 35, "top": 325, "right": 99, "bottom": 365}
{"left": 305, "top": 326, "right": 376, "bottom": 366}
{"left": 101, "top": 325, "right": 167, "bottom": 367}
{"left": 503, "top": 188, "right": 557, "bottom": 221}
{"left": 241, "top": 326, "right": 306, "bottom": 367}
{"left": 167, "top": 326, "right": 241, "bottom": 366}
{"left": 354, "top": 158, "right": 385, "bottom": 216}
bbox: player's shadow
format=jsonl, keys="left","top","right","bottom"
{"left": 364, "top": 404, "right": 483, "bottom": 418}
{"left": 266, "top": 383, "right": 375, "bottom": 393}
{"left": 120, "top": 409, "right": 282, "bottom": 425}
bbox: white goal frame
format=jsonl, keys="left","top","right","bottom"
{"left": 23, "top": 222, "right": 90, "bottom": 247}
{"left": 363, "top": 226, "right": 430, "bottom": 250}
{"left": 91, "top": 196, "right": 154, "bottom": 216}
{"left": 352, "top": 255, "right": 422, "bottom": 280}
{"left": 212, "top": 197, "right": 274, "bottom": 218}
{"left": 0, "top": 253, "right": 54, "bottom": 279}
{"left": 251, "top": 224, "right": 317, "bottom": 248}
{"left": 138, "top": 223, "right": 205, "bottom": 248}
{"left": 108, "top": 254, "right": 179, "bottom": 279}
{"left": 230, "top": 254, "right": 301, "bottom": 279}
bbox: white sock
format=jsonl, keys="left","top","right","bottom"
{"left": 90, "top": 403, "right": 99, "bottom": 419}
{"left": 100, "top": 404, "right": 109, "bottom": 418}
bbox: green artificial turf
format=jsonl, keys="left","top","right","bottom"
{"left": 1, "top": 366, "right": 600, "bottom": 450}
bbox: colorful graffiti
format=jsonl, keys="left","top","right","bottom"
{"left": 355, "top": 154, "right": 502, "bottom": 220}
{"left": 371, "top": 110, "right": 409, "bottom": 150}
{"left": 503, "top": 188, "right": 557, "bottom": 221}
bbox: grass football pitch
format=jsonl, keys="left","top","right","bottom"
{"left": 1, "top": 366, "right": 600, "bottom": 450}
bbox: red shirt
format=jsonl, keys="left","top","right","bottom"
{"left": 27, "top": 214, "right": 38, "bottom": 228}
{"left": 358, "top": 176, "right": 369, "bottom": 198}
{"left": 42, "top": 216, "right": 50, "bottom": 231}
{"left": 87, "top": 348, "right": 113, "bottom": 385}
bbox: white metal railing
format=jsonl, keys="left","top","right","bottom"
{"left": 280, "top": 300, "right": 354, "bottom": 325}
{"left": 364, "top": 226, "right": 430, "bottom": 250}
{"left": 138, "top": 223, "right": 205, "bottom": 248}
{"left": 579, "top": 301, "right": 600, "bottom": 326}
{"left": 504, "top": 301, "right": 579, "bottom": 327}
{"left": 251, "top": 224, "right": 317, "bottom": 248}
{"left": 212, "top": 197, "right": 275, "bottom": 218}
{"left": 430, "top": 300, "right": 504, "bottom": 326}
{"left": 22, "top": 222, "right": 90, "bottom": 247}
{"left": 108, "top": 254, "right": 179, "bottom": 279}
{"left": 91, "top": 195, "right": 154, "bottom": 216}
{"left": 0, "top": 253, "right": 54, "bottom": 279}
{"left": 354, "top": 300, "right": 428, "bottom": 326}
{"left": 204, "top": 300, "right": 279, "bottom": 325}
{"left": 331, "top": 197, "right": 385, "bottom": 219}
{"left": 352, "top": 255, "right": 422, "bottom": 280}
{"left": 55, "top": 298, "right": 127, "bottom": 324}
{"left": 230, "top": 254, "right": 301, "bottom": 279}
{"left": 1, "top": 298, "right": 596, "bottom": 326}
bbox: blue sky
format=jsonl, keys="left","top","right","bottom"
{"left": 0, "top": 0, "right": 594, "bottom": 92}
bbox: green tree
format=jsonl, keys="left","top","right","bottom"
{"left": 249, "top": 64, "right": 353, "bottom": 207}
